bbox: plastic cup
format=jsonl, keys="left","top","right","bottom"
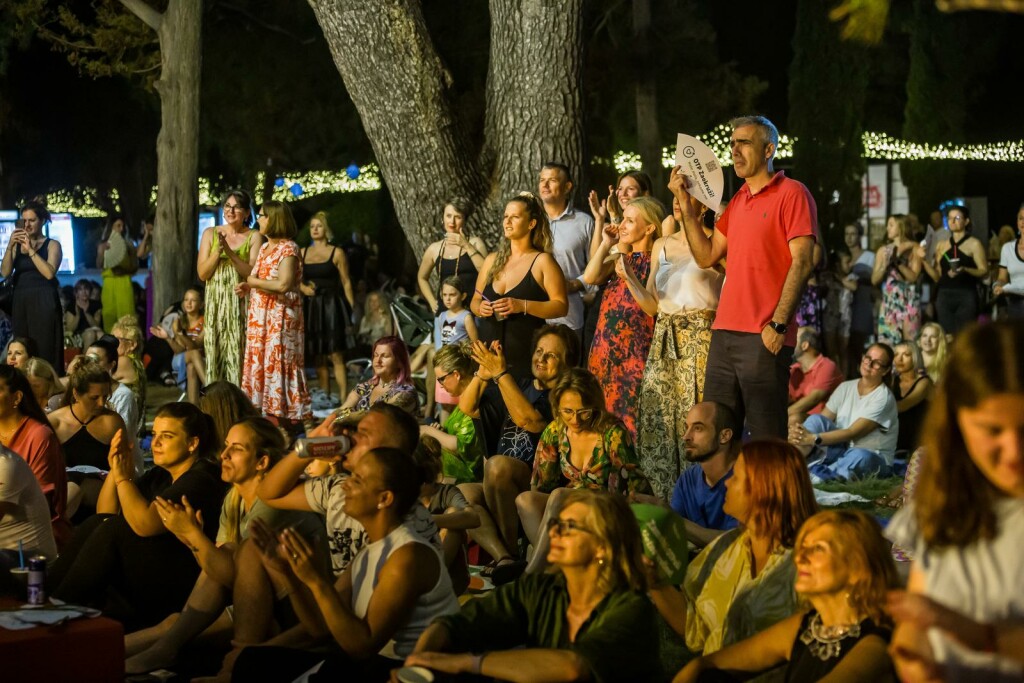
{"left": 9, "top": 567, "right": 28, "bottom": 602}
{"left": 395, "top": 666, "right": 435, "bottom": 683}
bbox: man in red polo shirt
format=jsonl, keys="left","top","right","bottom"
{"left": 788, "top": 327, "right": 843, "bottom": 424}
{"left": 669, "top": 115, "right": 817, "bottom": 438}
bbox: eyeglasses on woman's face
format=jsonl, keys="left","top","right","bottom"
{"left": 559, "top": 407, "right": 593, "bottom": 421}
{"left": 547, "top": 517, "right": 593, "bottom": 537}
{"left": 861, "top": 354, "right": 890, "bottom": 371}
{"left": 223, "top": 203, "right": 245, "bottom": 213}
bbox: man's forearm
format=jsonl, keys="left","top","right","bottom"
{"left": 772, "top": 256, "right": 813, "bottom": 324}
{"left": 257, "top": 453, "right": 307, "bottom": 504}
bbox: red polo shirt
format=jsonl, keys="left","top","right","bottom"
{"left": 713, "top": 171, "right": 818, "bottom": 346}
{"left": 788, "top": 354, "right": 844, "bottom": 414}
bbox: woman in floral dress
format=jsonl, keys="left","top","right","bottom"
{"left": 871, "top": 214, "right": 923, "bottom": 346}
{"left": 238, "top": 201, "right": 310, "bottom": 425}
{"left": 197, "top": 190, "right": 263, "bottom": 385}
{"left": 582, "top": 197, "right": 661, "bottom": 438}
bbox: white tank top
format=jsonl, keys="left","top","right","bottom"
{"left": 349, "top": 522, "right": 460, "bottom": 658}
{"left": 653, "top": 236, "right": 724, "bottom": 314}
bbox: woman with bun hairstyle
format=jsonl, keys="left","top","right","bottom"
{"left": 0, "top": 199, "right": 65, "bottom": 371}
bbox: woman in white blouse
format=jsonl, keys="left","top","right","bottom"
{"left": 616, "top": 197, "right": 724, "bottom": 499}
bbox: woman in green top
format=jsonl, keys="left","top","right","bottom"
{"left": 197, "top": 190, "right": 264, "bottom": 386}
{"left": 420, "top": 342, "right": 485, "bottom": 484}
{"left": 650, "top": 439, "right": 818, "bottom": 656}
{"left": 400, "top": 489, "right": 661, "bottom": 683}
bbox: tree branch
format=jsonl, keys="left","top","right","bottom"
{"left": 118, "top": 0, "right": 162, "bottom": 32}
{"left": 219, "top": 2, "right": 318, "bottom": 45}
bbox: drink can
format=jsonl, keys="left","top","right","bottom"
{"left": 27, "top": 555, "right": 46, "bottom": 605}
{"left": 295, "top": 435, "right": 353, "bottom": 460}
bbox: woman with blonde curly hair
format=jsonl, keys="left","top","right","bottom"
{"left": 472, "top": 192, "right": 568, "bottom": 381}
{"left": 399, "top": 489, "right": 662, "bottom": 682}
{"left": 674, "top": 509, "right": 898, "bottom": 682}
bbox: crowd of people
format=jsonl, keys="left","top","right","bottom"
{"left": 0, "top": 114, "right": 1021, "bottom": 682}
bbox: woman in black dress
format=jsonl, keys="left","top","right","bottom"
{"left": 0, "top": 200, "right": 64, "bottom": 371}
{"left": 673, "top": 510, "right": 898, "bottom": 683}
{"left": 300, "top": 212, "right": 355, "bottom": 402}
{"left": 416, "top": 197, "right": 488, "bottom": 315}
{"left": 471, "top": 192, "right": 567, "bottom": 381}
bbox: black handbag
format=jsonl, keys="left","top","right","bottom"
{"left": 0, "top": 277, "right": 14, "bottom": 316}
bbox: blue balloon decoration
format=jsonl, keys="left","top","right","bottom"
{"left": 290, "top": 183, "right": 303, "bottom": 197}
{"left": 346, "top": 164, "right": 360, "bottom": 180}
{"left": 274, "top": 177, "right": 285, "bottom": 187}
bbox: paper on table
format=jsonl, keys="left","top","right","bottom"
{"left": 0, "top": 605, "right": 101, "bottom": 630}
{"left": 674, "top": 133, "right": 725, "bottom": 213}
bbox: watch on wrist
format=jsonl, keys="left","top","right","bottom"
{"left": 814, "top": 435, "right": 823, "bottom": 447}
{"left": 768, "top": 320, "right": 788, "bottom": 335}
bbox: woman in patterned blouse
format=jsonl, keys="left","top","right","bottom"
{"left": 515, "top": 368, "right": 642, "bottom": 574}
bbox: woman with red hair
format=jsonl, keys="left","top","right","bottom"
{"left": 649, "top": 439, "right": 818, "bottom": 655}
{"left": 334, "top": 336, "right": 417, "bottom": 417}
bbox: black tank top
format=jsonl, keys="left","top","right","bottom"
{"left": 62, "top": 409, "right": 110, "bottom": 470}
{"left": 939, "top": 235, "right": 980, "bottom": 291}
{"left": 476, "top": 253, "right": 548, "bottom": 381}
{"left": 303, "top": 247, "right": 341, "bottom": 293}
{"left": 433, "top": 247, "right": 479, "bottom": 315}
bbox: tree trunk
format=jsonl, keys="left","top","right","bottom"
{"left": 120, "top": 0, "right": 202, "bottom": 317}
{"left": 307, "top": 0, "right": 585, "bottom": 257}
{"left": 632, "top": 0, "right": 662, "bottom": 188}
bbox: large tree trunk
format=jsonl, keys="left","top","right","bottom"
{"left": 152, "top": 0, "right": 201, "bottom": 316}
{"left": 307, "top": 0, "right": 585, "bottom": 257}
{"left": 119, "top": 0, "right": 202, "bottom": 317}
{"left": 632, "top": 0, "right": 662, "bottom": 187}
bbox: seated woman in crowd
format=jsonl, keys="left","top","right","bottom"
{"left": 583, "top": 196, "right": 660, "bottom": 439}
{"left": 887, "top": 321, "right": 1024, "bottom": 682}
{"left": 472, "top": 192, "right": 568, "bottom": 382}
{"left": 419, "top": 342, "right": 485, "bottom": 484}
{"left": 50, "top": 402, "right": 227, "bottom": 630}
{"left": 331, "top": 335, "right": 418, "bottom": 418}
{"left": 231, "top": 447, "right": 460, "bottom": 682}
{"left": 674, "top": 509, "right": 898, "bottom": 682}
{"left": 891, "top": 340, "right": 933, "bottom": 455}
{"left": 6, "top": 335, "right": 37, "bottom": 371}
{"left": 23, "top": 357, "right": 62, "bottom": 412}
{"left": 516, "top": 368, "right": 643, "bottom": 575}
{"left": 111, "top": 315, "right": 147, "bottom": 432}
{"left": 123, "top": 416, "right": 320, "bottom": 675}
{"left": 413, "top": 437, "right": 480, "bottom": 596}
{"left": 917, "top": 321, "right": 948, "bottom": 384}
{"left": 48, "top": 361, "right": 127, "bottom": 519}
{"left": 149, "top": 286, "right": 205, "bottom": 402}
{"left": 400, "top": 489, "right": 661, "bottom": 683}
{"left": 650, "top": 440, "right": 817, "bottom": 656}
{"left": 456, "top": 326, "right": 576, "bottom": 583}
{"left": 66, "top": 278, "right": 104, "bottom": 352}
{"left": 0, "top": 364, "right": 70, "bottom": 548}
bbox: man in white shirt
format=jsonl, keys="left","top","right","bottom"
{"left": 789, "top": 342, "right": 899, "bottom": 482}
{"left": 0, "top": 445, "right": 57, "bottom": 567}
{"left": 538, "top": 162, "right": 600, "bottom": 340}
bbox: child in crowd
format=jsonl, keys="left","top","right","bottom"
{"left": 149, "top": 287, "right": 205, "bottom": 402}
{"left": 433, "top": 276, "right": 478, "bottom": 420}
{"left": 111, "top": 315, "right": 147, "bottom": 436}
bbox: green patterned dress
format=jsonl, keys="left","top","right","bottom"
{"left": 441, "top": 407, "right": 486, "bottom": 484}
{"left": 204, "top": 230, "right": 255, "bottom": 385}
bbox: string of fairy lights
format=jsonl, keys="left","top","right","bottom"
{"left": 34, "top": 129, "right": 1024, "bottom": 217}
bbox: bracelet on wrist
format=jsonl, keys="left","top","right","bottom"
{"left": 471, "top": 652, "right": 487, "bottom": 675}
{"left": 492, "top": 371, "right": 508, "bottom": 385}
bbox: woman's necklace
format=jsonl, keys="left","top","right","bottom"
{"left": 799, "top": 612, "right": 862, "bottom": 661}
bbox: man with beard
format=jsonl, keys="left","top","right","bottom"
{"left": 669, "top": 401, "right": 740, "bottom": 547}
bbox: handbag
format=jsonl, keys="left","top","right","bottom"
{"left": 0, "top": 277, "right": 13, "bottom": 315}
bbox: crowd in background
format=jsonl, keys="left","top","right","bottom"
{"left": 0, "top": 115, "right": 1021, "bottom": 682}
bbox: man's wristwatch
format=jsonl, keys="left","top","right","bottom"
{"left": 814, "top": 435, "right": 823, "bottom": 447}
{"left": 768, "top": 320, "right": 788, "bottom": 335}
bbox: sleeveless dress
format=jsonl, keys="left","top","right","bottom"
{"left": 476, "top": 254, "right": 547, "bottom": 382}
{"left": 894, "top": 375, "right": 930, "bottom": 453}
{"left": 63, "top": 412, "right": 112, "bottom": 471}
{"left": 587, "top": 251, "right": 654, "bottom": 439}
{"left": 936, "top": 235, "right": 981, "bottom": 335}
{"left": 432, "top": 246, "right": 478, "bottom": 316}
{"left": 877, "top": 245, "right": 921, "bottom": 346}
{"left": 204, "top": 230, "right": 255, "bottom": 385}
{"left": 302, "top": 247, "right": 354, "bottom": 357}
{"left": 241, "top": 240, "right": 311, "bottom": 421}
{"left": 11, "top": 238, "right": 64, "bottom": 372}
{"left": 784, "top": 611, "right": 892, "bottom": 682}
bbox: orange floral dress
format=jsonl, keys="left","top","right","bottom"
{"left": 242, "top": 240, "right": 311, "bottom": 421}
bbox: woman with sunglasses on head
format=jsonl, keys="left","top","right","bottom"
{"left": 398, "top": 489, "right": 661, "bottom": 683}
{"left": 674, "top": 510, "right": 898, "bottom": 682}
{"left": 649, "top": 440, "right": 818, "bottom": 657}
{"left": 515, "top": 368, "right": 643, "bottom": 575}
{"left": 123, "top": 416, "right": 320, "bottom": 675}
{"left": 198, "top": 190, "right": 264, "bottom": 386}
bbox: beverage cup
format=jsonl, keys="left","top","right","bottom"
{"left": 396, "top": 666, "right": 435, "bottom": 683}
{"left": 9, "top": 567, "right": 28, "bottom": 602}
{"left": 948, "top": 256, "right": 961, "bottom": 273}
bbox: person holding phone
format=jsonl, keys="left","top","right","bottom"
{"left": 921, "top": 205, "right": 987, "bottom": 335}
{"left": 0, "top": 200, "right": 65, "bottom": 372}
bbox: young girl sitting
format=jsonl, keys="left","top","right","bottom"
{"left": 433, "top": 276, "right": 478, "bottom": 421}
{"left": 150, "top": 287, "right": 206, "bottom": 403}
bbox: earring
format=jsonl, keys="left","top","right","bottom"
{"left": 597, "top": 557, "right": 605, "bottom": 567}
{"left": 377, "top": 503, "right": 383, "bottom": 510}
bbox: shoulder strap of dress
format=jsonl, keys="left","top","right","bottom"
{"left": 528, "top": 253, "right": 543, "bottom": 269}
{"left": 330, "top": 247, "right": 337, "bottom": 260}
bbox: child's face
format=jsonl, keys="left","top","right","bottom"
{"left": 440, "top": 284, "right": 464, "bottom": 311}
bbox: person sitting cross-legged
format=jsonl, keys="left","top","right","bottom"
{"left": 789, "top": 342, "right": 898, "bottom": 482}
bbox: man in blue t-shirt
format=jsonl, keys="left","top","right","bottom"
{"left": 670, "top": 401, "right": 740, "bottom": 547}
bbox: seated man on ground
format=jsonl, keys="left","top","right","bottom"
{"left": 787, "top": 327, "right": 843, "bottom": 425}
{"left": 790, "top": 342, "right": 899, "bottom": 482}
{"left": 668, "top": 401, "right": 740, "bottom": 548}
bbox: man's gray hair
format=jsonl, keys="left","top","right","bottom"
{"left": 730, "top": 115, "right": 779, "bottom": 159}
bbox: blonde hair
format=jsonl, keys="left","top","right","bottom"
{"left": 23, "top": 357, "right": 61, "bottom": 402}
{"left": 113, "top": 315, "right": 144, "bottom": 354}
{"left": 221, "top": 417, "right": 287, "bottom": 545}
{"left": 918, "top": 322, "right": 948, "bottom": 384}
{"left": 308, "top": 211, "right": 334, "bottom": 241}
{"left": 488, "top": 192, "right": 554, "bottom": 281}
{"left": 433, "top": 341, "right": 474, "bottom": 378}
{"left": 559, "top": 489, "right": 647, "bottom": 593}
{"left": 624, "top": 197, "right": 664, "bottom": 239}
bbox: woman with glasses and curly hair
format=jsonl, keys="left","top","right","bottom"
{"left": 197, "top": 190, "right": 264, "bottom": 386}
{"left": 471, "top": 192, "right": 568, "bottom": 382}
{"left": 399, "top": 489, "right": 661, "bottom": 683}
{"left": 675, "top": 509, "right": 898, "bottom": 682}
{"left": 651, "top": 439, "right": 818, "bottom": 656}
